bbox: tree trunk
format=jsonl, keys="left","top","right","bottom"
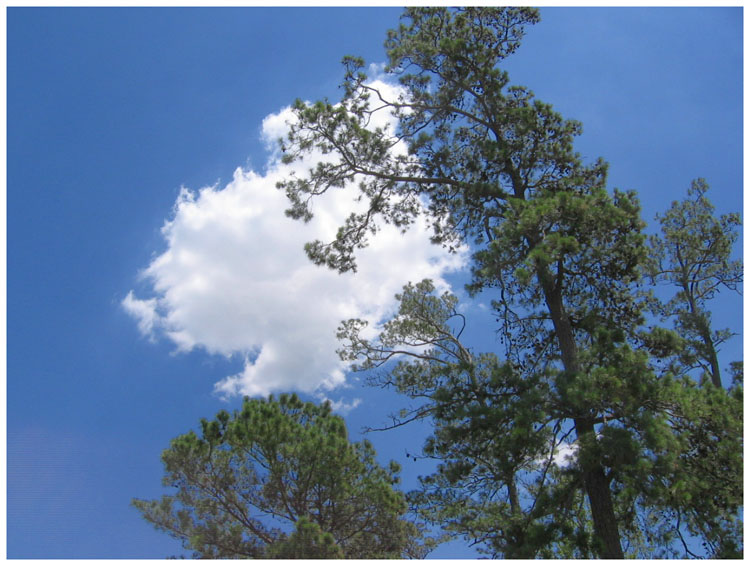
{"left": 575, "top": 417, "right": 625, "bottom": 558}
{"left": 695, "top": 313, "right": 722, "bottom": 389}
{"left": 684, "top": 280, "right": 722, "bottom": 388}
{"left": 536, "top": 265, "right": 625, "bottom": 559}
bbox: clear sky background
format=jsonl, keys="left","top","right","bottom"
{"left": 7, "top": 6, "right": 743, "bottom": 559}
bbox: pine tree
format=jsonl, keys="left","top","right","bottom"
{"left": 278, "top": 7, "right": 742, "bottom": 557}
{"left": 133, "top": 394, "right": 424, "bottom": 558}
{"left": 646, "top": 178, "right": 742, "bottom": 389}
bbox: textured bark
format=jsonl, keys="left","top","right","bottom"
{"left": 686, "top": 291, "right": 722, "bottom": 388}
{"left": 537, "top": 265, "right": 625, "bottom": 559}
{"left": 576, "top": 418, "right": 625, "bottom": 559}
{"left": 699, "top": 319, "right": 723, "bottom": 388}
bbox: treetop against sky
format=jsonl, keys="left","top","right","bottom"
{"left": 7, "top": 6, "right": 742, "bottom": 559}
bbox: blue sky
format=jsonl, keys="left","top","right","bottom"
{"left": 7, "top": 7, "right": 743, "bottom": 559}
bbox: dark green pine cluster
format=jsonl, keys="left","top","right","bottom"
{"left": 133, "top": 394, "right": 427, "bottom": 559}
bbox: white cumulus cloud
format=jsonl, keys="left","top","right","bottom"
{"left": 124, "top": 89, "right": 467, "bottom": 401}
{"left": 121, "top": 291, "right": 160, "bottom": 339}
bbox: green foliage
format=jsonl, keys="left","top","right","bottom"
{"left": 278, "top": 6, "right": 742, "bottom": 559}
{"left": 133, "top": 395, "right": 423, "bottom": 558}
{"left": 657, "top": 377, "right": 743, "bottom": 557}
{"left": 646, "top": 178, "right": 743, "bottom": 388}
{"left": 339, "top": 282, "right": 742, "bottom": 558}
{"left": 266, "top": 517, "right": 344, "bottom": 559}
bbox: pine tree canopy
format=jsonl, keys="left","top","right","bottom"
{"left": 132, "top": 394, "right": 427, "bottom": 558}
{"left": 277, "top": 7, "right": 743, "bottom": 558}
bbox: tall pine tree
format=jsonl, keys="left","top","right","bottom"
{"left": 278, "top": 7, "right": 742, "bottom": 557}
{"left": 646, "top": 178, "right": 742, "bottom": 389}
